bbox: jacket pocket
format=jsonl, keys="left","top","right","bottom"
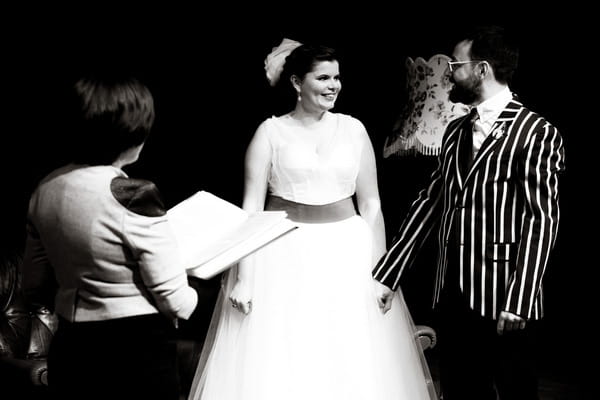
{"left": 486, "top": 242, "right": 514, "bottom": 262}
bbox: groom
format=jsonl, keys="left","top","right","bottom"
{"left": 373, "top": 25, "right": 565, "bottom": 400}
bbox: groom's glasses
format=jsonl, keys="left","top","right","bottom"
{"left": 447, "top": 60, "right": 482, "bottom": 72}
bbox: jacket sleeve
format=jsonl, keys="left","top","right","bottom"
{"left": 113, "top": 178, "right": 198, "bottom": 320}
{"left": 22, "top": 215, "right": 58, "bottom": 311}
{"left": 372, "top": 159, "right": 445, "bottom": 291}
{"left": 504, "top": 122, "right": 565, "bottom": 318}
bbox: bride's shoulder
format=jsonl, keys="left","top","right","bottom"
{"left": 255, "top": 115, "right": 278, "bottom": 132}
{"left": 259, "top": 114, "right": 292, "bottom": 128}
{"left": 333, "top": 112, "right": 363, "bottom": 126}
{"left": 333, "top": 113, "right": 367, "bottom": 136}
{"left": 253, "top": 115, "right": 288, "bottom": 142}
{"left": 259, "top": 114, "right": 300, "bottom": 137}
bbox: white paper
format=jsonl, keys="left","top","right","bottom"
{"left": 167, "top": 191, "right": 297, "bottom": 279}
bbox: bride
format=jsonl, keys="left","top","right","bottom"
{"left": 188, "top": 38, "right": 437, "bottom": 400}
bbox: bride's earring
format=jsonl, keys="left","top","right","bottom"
{"left": 296, "top": 92, "right": 301, "bottom": 102}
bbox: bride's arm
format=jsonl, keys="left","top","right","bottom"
{"left": 229, "top": 122, "right": 271, "bottom": 314}
{"left": 355, "top": 126, "right": 394, "bottom": 314}
{"left": 355, "top": 127, "right": 386, "bottom": 264}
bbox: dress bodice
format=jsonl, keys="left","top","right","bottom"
{"left": 264, "top": 113, "right": 366, "bottom": 205}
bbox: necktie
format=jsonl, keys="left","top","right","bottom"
{"left": 461, "top": 108, "right": 478, "bottom": 174}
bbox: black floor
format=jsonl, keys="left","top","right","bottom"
{"left": 424, "top": 349, "right": 591, "bottom": 400}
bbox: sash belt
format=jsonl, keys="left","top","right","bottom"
{"left": 266, "top": 195, "right": 356, "bottom": 224}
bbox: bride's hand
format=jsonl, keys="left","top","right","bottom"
{"left": 229, "top": 278, "right": 253, "bottom": 314}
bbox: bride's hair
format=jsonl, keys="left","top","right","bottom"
{"left": 279, "top": 44, "right": 338, "bottom": 91}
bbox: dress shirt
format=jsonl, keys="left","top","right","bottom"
{"left": 471, "top": 86, "right": 513, "bottom": 158}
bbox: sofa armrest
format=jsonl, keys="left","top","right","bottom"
{"left": 0, "top": 356, "right": 48, "bottom": 386}
{"left": 415, "top": 324, "right": 437, "bottom": 350}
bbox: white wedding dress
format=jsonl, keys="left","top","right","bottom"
{"left": 188, "top": 113, "right": 437, "bottom": 400}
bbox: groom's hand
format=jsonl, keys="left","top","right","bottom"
{"left": 497, "top": 311, "right": 526, "bottom": 335}
{"left": 374, "top": 279, "right": 394, "bottom": 314}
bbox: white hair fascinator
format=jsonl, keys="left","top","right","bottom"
{"left": 264, "top": 38, "right": 302, "bottom": 87}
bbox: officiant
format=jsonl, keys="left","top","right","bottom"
{"left": 20, "top": 74, "right": 199, "bottom": 400}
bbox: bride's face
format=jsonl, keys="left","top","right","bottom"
{"left": 297, "top": 60, "right": 341, "bottom": 113}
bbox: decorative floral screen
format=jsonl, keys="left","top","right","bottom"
{"left": 383, "top": 54, "right": 469, "bottom": 157}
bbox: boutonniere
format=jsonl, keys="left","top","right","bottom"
{"left": 491, "top": 122, "right": 507, "bottom": 139}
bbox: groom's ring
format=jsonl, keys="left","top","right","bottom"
{"left": 232, "top": 303, "right": 238, "bottom": 308}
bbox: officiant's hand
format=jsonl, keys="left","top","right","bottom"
{"left": 230, "top": 279, "right": 253, "bottom": 314}
{"left": 374, "top": 279, "right": 394, "bottom": 314}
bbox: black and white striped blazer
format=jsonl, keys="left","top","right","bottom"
{"left": 373, "top": 97, "right": 565, "bottom": 319}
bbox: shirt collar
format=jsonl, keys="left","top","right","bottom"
{"left": 474, "top": 86, "right": 513, "bottom": 125}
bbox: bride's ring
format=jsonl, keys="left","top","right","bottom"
{"left": 232, "top": 303, "right": 238, "bottom": 308}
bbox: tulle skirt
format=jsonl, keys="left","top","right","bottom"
{"left": 188, "top": 216, "right": 436, "bottom": 400}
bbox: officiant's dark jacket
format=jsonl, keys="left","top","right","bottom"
{"left": 22, "top": 164, "right": 198, "bottom": 322}
{"left": 373, "top": 97, "right": 565, "bottom": 319}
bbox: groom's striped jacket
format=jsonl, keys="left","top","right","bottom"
{"left": 373, "top": 97, "right": 565, "bottom": 319}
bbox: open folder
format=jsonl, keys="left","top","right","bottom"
{"left": 167, "top": 191, "right": 297, "bottom": 279}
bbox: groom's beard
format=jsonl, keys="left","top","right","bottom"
{"left": 449, "top": 75, "right": 483, "bottom": 105}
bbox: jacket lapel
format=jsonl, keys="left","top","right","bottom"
{"left": 462, "top": 99, "right": 522, "bottom": 185}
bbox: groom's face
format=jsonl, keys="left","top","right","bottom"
{"left": 448, "top": 40, "right": 483, "bottom": 106}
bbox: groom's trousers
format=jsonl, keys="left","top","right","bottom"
{"left": 436, "top": 242, "right": 540, "bottom": 400}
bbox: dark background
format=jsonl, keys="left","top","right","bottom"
{"left": 3, "top": 6, "right": 594, "bottom": 396}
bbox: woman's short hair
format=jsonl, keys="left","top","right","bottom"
{"left": 70, "top": 76, "right": 155, "bottom": 165}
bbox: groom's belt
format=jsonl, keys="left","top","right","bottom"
{"left": 265, "top": 196, "right": 356, "bottom": 224}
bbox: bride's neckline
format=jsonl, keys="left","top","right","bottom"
{"left": 280, "top": 111, "right": 336, "bottom": 130}
{"left": 277, "top": 112, "right": 339, "bottom": 155}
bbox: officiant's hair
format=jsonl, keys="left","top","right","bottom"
{"left": 279, "top": 43, "right": 338, "bottom": 88}
{"left": 69, "top": 74, "right": 155, "bottom": 165}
